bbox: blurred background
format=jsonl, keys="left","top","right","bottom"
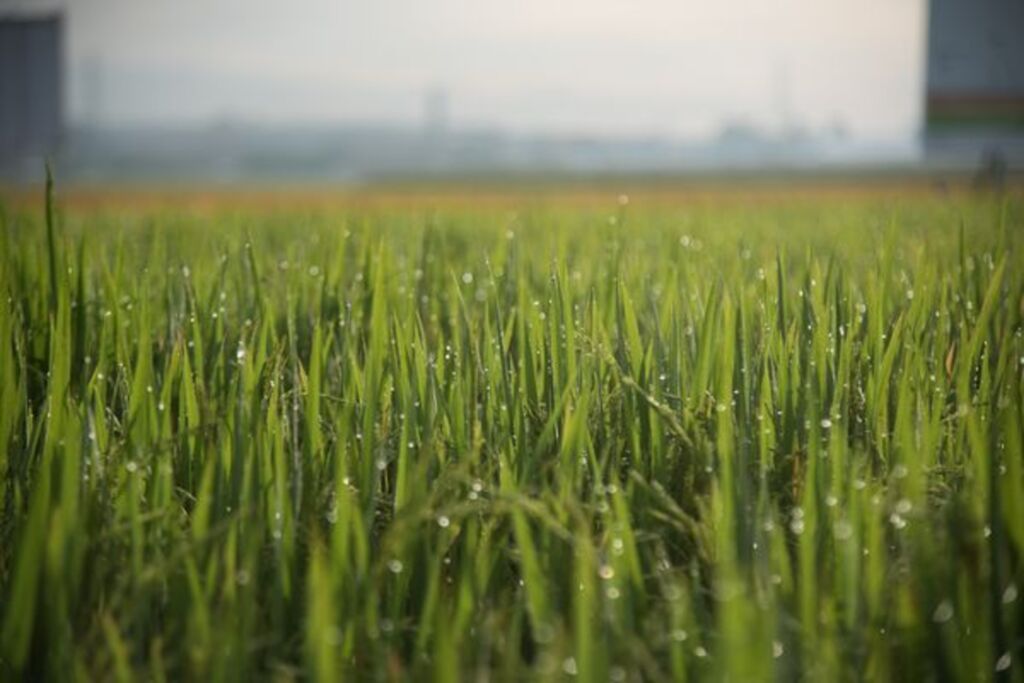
{"left": 1, "top": 0, "right": 1022, "bottom": 183}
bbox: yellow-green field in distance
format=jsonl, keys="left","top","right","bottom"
{"left": 1, "top": 179, "right": 1023, "bottom": 680}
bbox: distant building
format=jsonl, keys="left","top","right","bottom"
{"left": 422, "top": 87, "right": 450, "bottom": 137}
{"left": 924, "top": 0, "right": 1024, "bottom": 169}
{"left": 0, "top": 14, "right": 64, "bottom": 176}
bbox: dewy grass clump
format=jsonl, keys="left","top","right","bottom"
{"left": 1, "top": 186, "right": 1022, "bottom": 680}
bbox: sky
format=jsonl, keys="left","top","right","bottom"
{"left": 6, "top": 0, "right": 926, "bottom": 139}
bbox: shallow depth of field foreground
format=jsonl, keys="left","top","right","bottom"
{"left": 1, "top": 186, "right": 1023, "bottom": 681}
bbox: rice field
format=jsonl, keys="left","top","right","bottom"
{"left": 1, "top": 179, "right": 1022, "bottom": 681}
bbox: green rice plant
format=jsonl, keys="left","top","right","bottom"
{"left": 0, "top": 185, "right": 1022, "bottom": 681}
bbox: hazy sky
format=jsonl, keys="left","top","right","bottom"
{"left": 8, "top": 0, "right": 926, "bottom": 138}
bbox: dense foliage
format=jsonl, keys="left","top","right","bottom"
{"left": 1, "top": 184, "right": 1023, "bottom": 680}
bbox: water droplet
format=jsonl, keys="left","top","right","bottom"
{"left": 671, "top": 629, "right": 688, "bottom": 642}
{"left": 437, "top": 515, "right": 450, "bottom": 529}
{"left": 834, "top": 520, "right": 853, "bottom": 541}
{"left": 933, "top": 600, "right": 954, "bottom": 623}
{"left": 598, "top": 565, "right": 615, "bottom": 580}
{"left": 562, "top": 657, "right": 578, "bottom": 676}
{"left": 820, "top": 418, "right": 833, "bottom": 429}
{"left": 125, "top": 461, "right": 138, "bottom": 473}
{"left": 772, "top": 640, "right": 785, "bottom": 658}
{"left": 1003, "top": 583, "right": 1018, "bottom": 604}
{"left": 387, "top": 559, "right": 404, "bottom": 574}
{"left": 996, "top": 652, "right": 1012, "bottom": 672}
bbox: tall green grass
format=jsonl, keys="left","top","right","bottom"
{"left": 1, "top": 186, "right": 1022, "bottom": 681}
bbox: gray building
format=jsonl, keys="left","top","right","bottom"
{"left": 924, "top": 0, "right": 1024, "bottom": 168}
{"left": 0, "top": 14, "right": 64, "bottom": 176}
